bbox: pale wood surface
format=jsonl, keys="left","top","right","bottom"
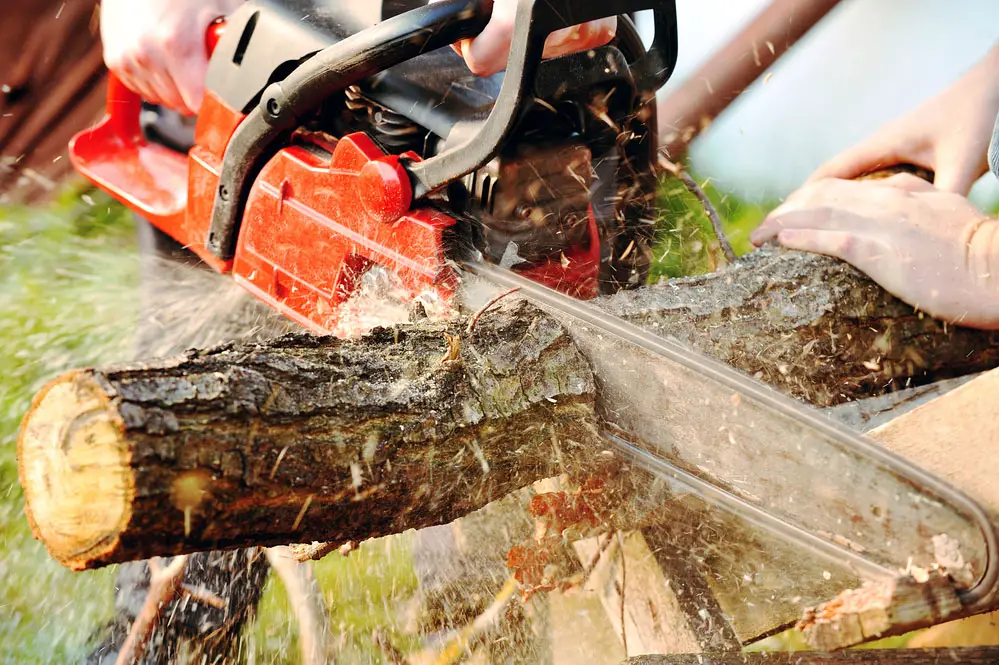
{"left": 871, "top": 368, "right": 999, "bottom": 519}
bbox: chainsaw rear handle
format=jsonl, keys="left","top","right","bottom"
{"left": 101, "top": 20, "right": 227, "bottom": 148}
{"left": 206, "top": 0, "right": 678, "bottom": 260}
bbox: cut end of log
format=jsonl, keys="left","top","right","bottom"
{"left": 17, "top": 371, "right": 133, "bottom": 570}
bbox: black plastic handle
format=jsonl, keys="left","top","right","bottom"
{"left": 406, "top": 0, "right": 678, "bottom": 199}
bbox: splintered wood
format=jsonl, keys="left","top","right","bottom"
{"left": 796, "top": 573, "right": 962, "bottom": 651}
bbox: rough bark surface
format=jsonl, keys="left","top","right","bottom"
{"left": 20, "top": 300, "right": 603, "bottom": 569}
{"left": 21, "top": 248, "right": 999, "bottom": 573}
{"left": 602, "top": 246, "right": 999, "bottom": 407}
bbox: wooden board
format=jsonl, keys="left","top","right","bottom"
{"left": 626, "top": 646, "right": 999, "bottom": 664}
{"left": 871, "top": 368, "right": 999, "bottom": 520}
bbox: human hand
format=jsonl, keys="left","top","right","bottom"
{"left": 750, "top": 175, "right": 999, "bottom": 329}
{"left": 808, "top": 44, "right": 999, "bottom": 195}
{"left": 438, "top": 0, "right": 617, "bottom": 77}
{"left": 100, "top": 0, "right": 244, "bottom": 115}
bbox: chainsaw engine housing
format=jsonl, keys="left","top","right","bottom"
{"left": 70, "top": 0, "right": 678, "bottom": 333}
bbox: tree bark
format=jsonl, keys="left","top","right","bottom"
{"left": 601, "top": 246, "right": 999, "bottom": 407}
{"left": 19, "top": 299, "right": 604, "bottom": 570}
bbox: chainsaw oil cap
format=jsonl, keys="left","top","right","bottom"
{"left": 358, "top": 157, "right": 412, "bottom": 224}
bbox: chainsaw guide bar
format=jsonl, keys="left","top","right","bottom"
{"left": 463, "top": 259, "right": 999, "bottom": 615}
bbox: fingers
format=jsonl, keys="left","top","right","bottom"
{"left": 750, "top": 206, "right": 842, "bottom": 246}
{"left": 100, "top": 0, "right": 222, "bottom": 115}
{"left": 878, "top": 172, "right": 937, "bottom": 194}
{"left": 932, "top": 158, "right": 984, "bottom": 195}
{"left": 450, "top": 0, "right": 617, "bottom": 77}
{"left": 142, "top": 54, "right": 188, "bottom": 112}
{"left": 807, "top": 142, "right": 924, "bottom": 185}
{"left": 751, "top": 172, "right": 947, "bottom": 247}
{"left": 543, "top": 17, "right": 617, "bottom": 61}
{"left": 453, "top": 0, "right": 516, "bottom": 77}
{"left": 775, "top": 228, "right": 858, "bottom": 262}
{"left": 167, "top": 52, "right": 209, "bottom": 115}
{"left": 458, "top": 22, "right": 512, "bottom": 77}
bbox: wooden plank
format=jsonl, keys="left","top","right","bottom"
{"left": 574, "top": 531, "right": 704, "bottom": 657}
{"left": 641, "top": 526, "right": 742, "bottom": 652}
{"left": 870, "top": 368, "right": 999, "bottom": 520}
{"left": 625, "top": 646, "right": 999, "bottom": 664}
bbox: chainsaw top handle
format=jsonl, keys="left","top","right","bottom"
{"left": 205, "top": 0, "right": 678, "bottom": 260}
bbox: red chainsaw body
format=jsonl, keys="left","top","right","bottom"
{"left": 68, "top": 21, "right": 602, "bottom": 334}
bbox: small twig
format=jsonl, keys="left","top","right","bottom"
{"left": 425, "top": 576, "right": 520, "bottom": 665}
{"left": 617, "top": 531, "right": 628, "bottom": 657}
{"left": 560, "top": 531, "right": 618, "bottom": 594}
{"left": 179, "top": 584, "right": 226, "bottom": 610}
{"left": 581, "top": 532, "right": 615, "bottom": 581}
{"left": 114, "top": 555, "right": 189, "bottom": 665}
{"left": 657, "top": 154, "right": 737, "bottom": 264}
{"left": 288, "top": 540, "right": 356, "bottom": 562}
{"left": 466, "top": 287, "right": 521, "bottom": 333}
{"left": 266, "top": 546, "right": 331, "bottom": 665}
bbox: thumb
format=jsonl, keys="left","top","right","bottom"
{"left": 807, "top": 143, "right": 916, "bottom": 185}
{"left": 170, "top": 53, "right": 209, "bottom": 115}
{"left": 931, "top": 157, "right": 985, "bottom": 195}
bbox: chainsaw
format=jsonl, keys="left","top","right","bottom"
{"left": 69, "top": 0, "right": 999, "bottom": 639}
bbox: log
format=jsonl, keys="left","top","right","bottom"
{"left": 18, "top": 248, "right": 999, "bottom": 572}
{"left": 600, "top": 246, "right": 999, "bottom": 407}
{"left": 18, "top": 299, "right": 606, "bottom": 570}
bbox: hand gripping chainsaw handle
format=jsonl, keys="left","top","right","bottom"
{"left": 97, "top": 19, "right": 228, "bottom": 180}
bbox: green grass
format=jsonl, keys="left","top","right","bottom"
{"left": 649, "top": 172, "right": 771, "bottom": 281}
{"left": 249, "top": 536, "right": 421, "bottom": 664}
{"left": 0, "top": 184, "right": 429, "bottom": 663}
{"left": 0, "top": 186, "right": 140, "bottom": 662}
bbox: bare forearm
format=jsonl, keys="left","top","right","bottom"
{"left": 967, "top": 218, "right": 999, "bottom": 329}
